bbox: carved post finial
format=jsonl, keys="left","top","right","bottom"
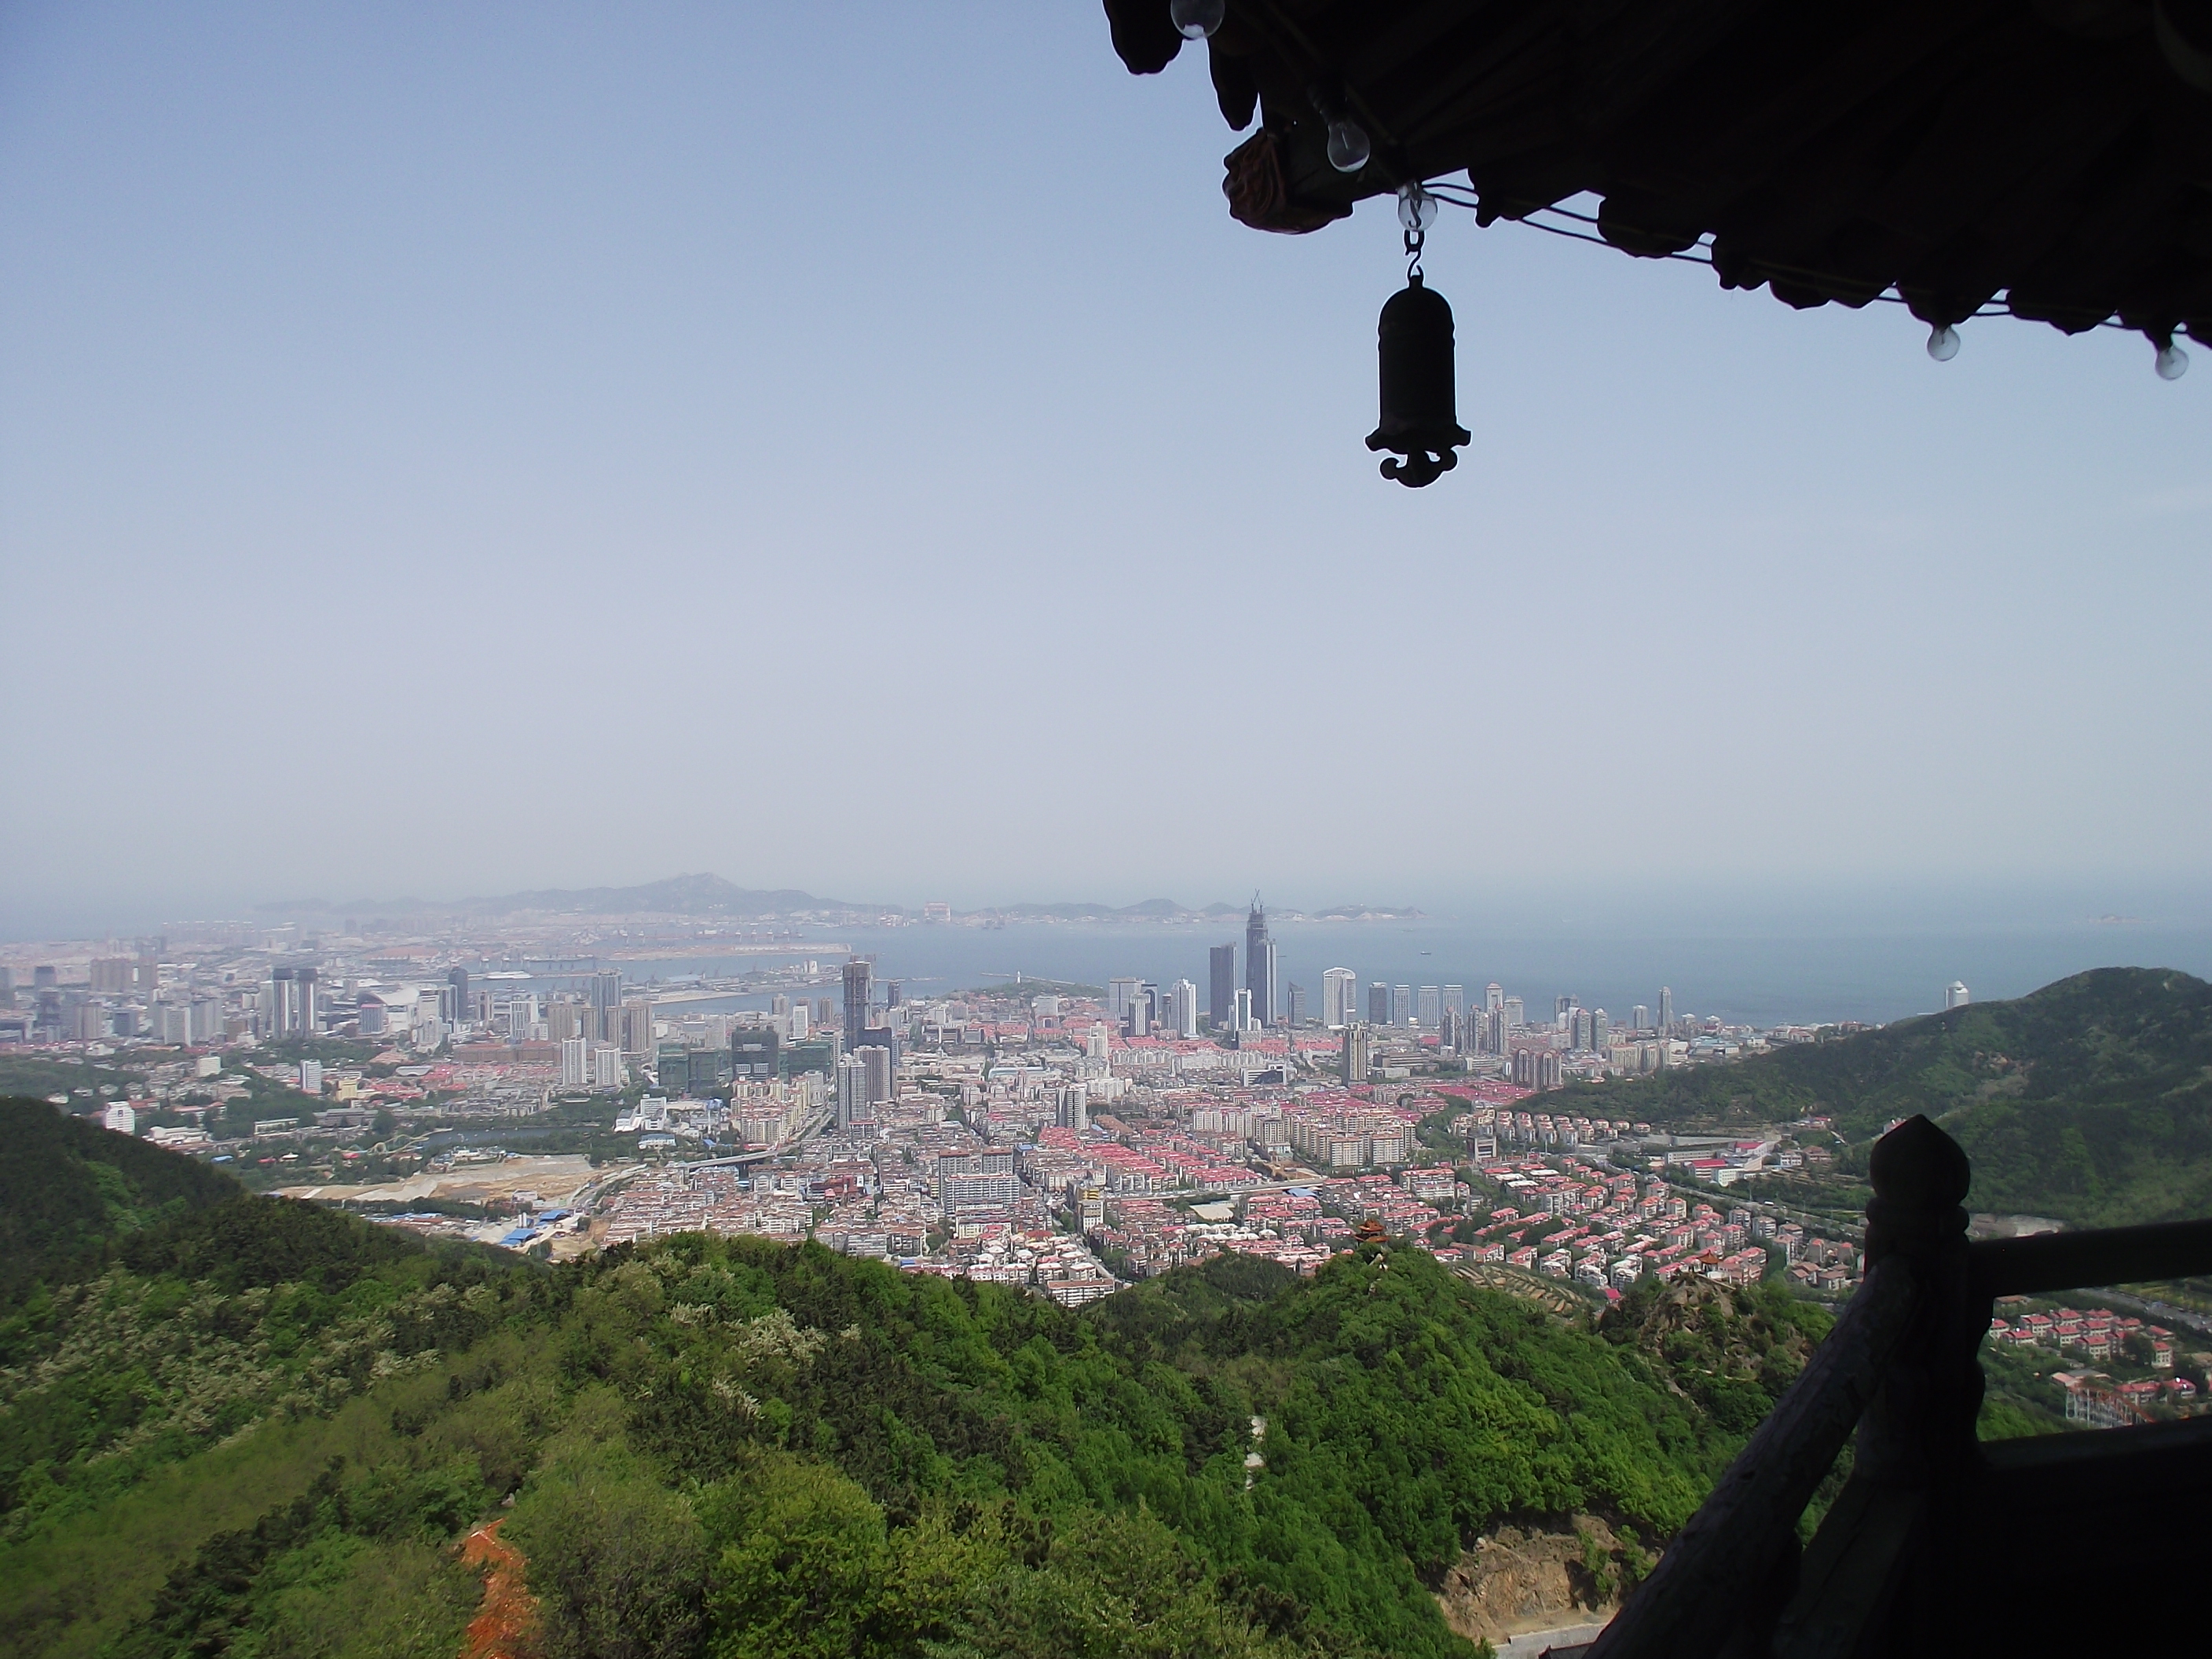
{"left": 1857, "top": 1114, "right": 1981, "bottom": 1496}
{"left": 1866, "top": 1114, "right": 1971, "bottom": 1262}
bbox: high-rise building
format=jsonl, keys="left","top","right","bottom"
{"left": 549, "top": 1001, "right": 584, "bottom": 1043}
{"left": 1658, "top": 986, "right": 1674, "bottom": 1031}
{"left": 1503, "top": 996, "right": 1525, "bottom": 1029}
{"left": 836, "top": 1054, "right": 870, "bottom": 1129}
{"left": 1487, "top": 1007, "right": 1506, "bottom": 1054}
{"left": 657, "top": 1043, "right": 692, "bottom": 1096}
{"left": 591, "top": 1045, "right": 624, "bottom": 1089}
{"left": 1245, "top": 898, "right": 1277, "bottom": 1026}
{"left": 815, "top": 998, "right": 834, "bottom": 1032}
{"left": 1368, "top": 982, "right": 1390, "bottom": 1025}
{"left": 1208, "top": 943, "right": 1236, "bottom": 1029}
{"left": 1444, "top": 984, "right": 1466, "bottom": 1023}
{"left": 1416, "top": 986, "right": 1441, "bottom": 1027}
{"left": 589, "top": 969, "right": 623, "bottom": 1039}
{"left": 842, "top": 958, "right": 873, "bottom": 1038}
{"left": 1285, "top": 983, "right": 1307, "bottom": 1026}
{"left": 1438, "top": 1008, "right": 1459, "bottom": 1050}
{"left": 1572, "top": 1007, "right": 1595, "bottom": 1050}
{"left": 1087, "top": 1024, "right": 1111, "bottom": 1060}
{"left": 858, "top": 1044, "right": 893, "bottom": 1109}
{"left": 1591, "top": 1010, "right": 1610, "bottom": 1051}
{"left": 560, "top": 1037, "right": 589, "bottom": 1088}
{"left": 731, "top": 1026, "right": 780, "bottom": 1081}
{"left": 1486, "top": 982, "right": 1504, "bottom": 1013}
{"left": 1321, "top": 968, "right": 1358, "bottom": 1028}
{"left": 1232, "top": 987, "right": 1254, "bottom": 1031}
{"left": 1555, "top": 994, "right": 1579, "bottom": 1026}
{"left": 1108, "top": 977, "right": 1143, "bottom": 1020}
{"left": 1391, "top": 984, "right": 1413, "bottom": 1026}
{"left": 621, "top": 996, "right": 655, "bottom": 1055}
{"left": 1946, "top": 981, "right": 1971, "bottom": 1010}
{"left": 1167, "top": 979, "right": 1199, "bottom": 1038}
{"left": 1125, "top": 994, "right": 1150, "bottom": 1038}
{"left": 787, "top": 1002, "right": 809, "bottom": 1041}
{"left": 1342, "top": 1024, "right": 1370, "bottom": 1085}
{"left": 1054, "top": 1084, "right": 1088, "bottom": 1133}
{"left": 1632, "top": 1005, "right": 1651, "bottom": 1031}
{"left": 298, "top": 1059, "right": 324, "bottom": 1095}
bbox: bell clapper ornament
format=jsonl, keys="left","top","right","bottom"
{"left": 1366, "top": 183, "right": 1469, "bottom": 487}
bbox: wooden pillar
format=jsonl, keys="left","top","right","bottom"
{"left": 1856, "top": 1114, "right": 1981, "bottom": 1488}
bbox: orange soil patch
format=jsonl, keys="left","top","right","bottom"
{"left": 458, "top": 1518, "right": 540, "bottom": 1659}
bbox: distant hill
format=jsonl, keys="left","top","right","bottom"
{"left": 263, "top": 873, "right": 905, "bottom": 919}
{"left": 1554, "top": 968, "right": 2212, "bottom": 1226}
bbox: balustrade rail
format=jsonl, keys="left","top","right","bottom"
{"left": 1579, "top": 1115, "right": 2212, "bottom": 1659}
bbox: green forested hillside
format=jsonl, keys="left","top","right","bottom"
{"left": 0, "top": 1099, "right": 240, "bottom": 1304}
{"left": 0, "top": 1103, "right": 1840, "bottom": 1659}
{"left": 1553, "top": 969, "right": 2212, "bottom": 1225}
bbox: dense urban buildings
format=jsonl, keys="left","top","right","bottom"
{"left": 2, "top": 905, "right": 1933, "bottom": 1329}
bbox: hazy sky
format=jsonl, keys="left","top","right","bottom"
{"left": 4, "top": 2, "right": 2208, "bottom": 938}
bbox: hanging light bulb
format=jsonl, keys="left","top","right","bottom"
{"left": 1169, "top": 0, "right": 1224, "bottom": 40}
{"left": 2155, "top": 339, "right": 2190, "bottom": 380}
{"left": 1926, "top": 324, "right": 1960, "bottom": 362}
{"left": 1327, "top": 117, "right": 1371, "bottom": 173}
{"left": 1397, "top": 181, "right": 1437, "bottom": 233}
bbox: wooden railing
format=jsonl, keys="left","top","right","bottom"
{"left": 1581, "top": 1114, "right": 2212, "bottom": 1659}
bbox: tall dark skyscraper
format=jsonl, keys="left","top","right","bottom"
{"left": 446, "top": 965, "right": 470, "bottom": 1024}
{"left": 842, "top": 958, "right": 873, "bottom": 1039}
{"left": 1208, "top": 943, "right": 1236, "bottom": 1030}
{"left": 1245, "top": 896, "right": 1277, "bottom": 1027}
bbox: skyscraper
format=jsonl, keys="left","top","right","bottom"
{"left": 446, "top": 965, "right": 470, "bottom": 1025}
{"left": 1591, "top": 1009, "right": 1610, "bottom": 1051}
{"left": 1416, "top": 986, "right": 1441, "bottom": 1027}
{"left": 1368, "top": 982, "right": 1390, "bottom": 1025}
{"left": 1285, "top": 983, "right": 1307, "bottom": 1026}
{"left": 1486, "top": 982, "right": 1503, "bottom": 1013}
{"left": 1342, "top": 1024, "right": 1370, "bottom": 1085}
{"left": 1167, "top": 980, "right": 1199, "bottom": 1038}
{"left": 1055, "top": 1083, "right": 1089, "bottom": 1133}
{"left": 1108, "top": 977, "right": 1143, "bottom": 1020}
{"left": 1245, "top": 897, "right": 1276, "bottom": 1027}
{"left": 1208, "top": 943, "right": 1236, "bottom": 1029}
{"left": 1444, "top": 984, "right": 1466, "bottom": 1024}
{"left": 589, "top": 969, "right": 623, "bottom": 1041}
{"left": 621, "top": 995, "right": 655, "bottom": 1055}
{"left": 836, "top": 1053, "right": 870, "bottom": 1129}
{"left": 842, "top": 958, "right": 873, "bottom": 1039}
{"left": 1321, "top": 968, "right": 1357, "bottom": 1028}
{"left": 1391, "top": 984, "right": 1412, "bottom": 1026}
{"left": 1658, "top": 986, "right": 1674, "bottom": 1031}
{"left": 560, "top": 1038, "right": 588, "bottom": 1088}
{"left": 859, "top": 1044, "right": 893, "bottom": 1108}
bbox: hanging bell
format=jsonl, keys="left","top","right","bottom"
{"left": 1365, "top": 273, "right": 1469, "bottom": 487}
